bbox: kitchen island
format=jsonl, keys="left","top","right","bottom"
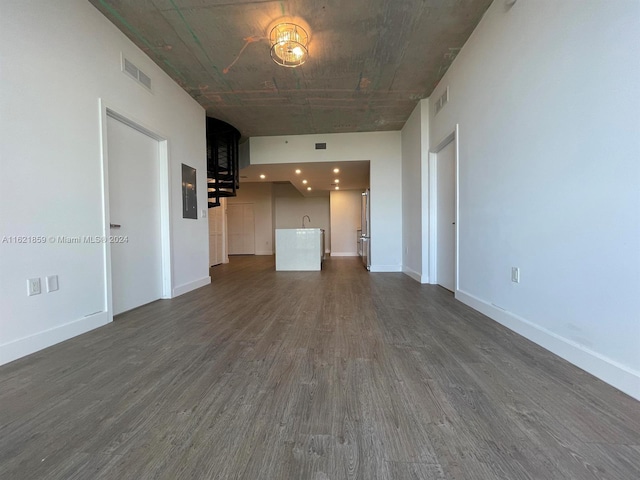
{"left": 275, "top": 228, "right": 325, "bottom": 271}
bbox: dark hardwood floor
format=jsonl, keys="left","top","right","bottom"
{"left": 1, "top": 256, "right": 638, "bottom": 479}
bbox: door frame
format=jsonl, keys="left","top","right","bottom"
{"left": 428, "top": 124, "right": 460, "bottom": 292}
{"left": 99, "top": 99, "right": 173, "bottom": 322}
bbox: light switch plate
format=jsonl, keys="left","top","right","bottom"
{"left": 46, "top": 275, "right": 59, "bottom": 292}
{"left": 511, "top": 267, "right": 520, "bottom": 283}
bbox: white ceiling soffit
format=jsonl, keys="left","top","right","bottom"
{"left": 239, "top": 160, "right": 370, "bottom": 196}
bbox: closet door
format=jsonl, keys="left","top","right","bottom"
{"left": 227, "top": 203, "right": 255, "bottom": 255}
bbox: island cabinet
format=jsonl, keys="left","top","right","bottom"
{"left": 275, "top": 228, "right": 325, "bottom": 271}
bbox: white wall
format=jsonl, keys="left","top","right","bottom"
{"left": 401, "top": 101, "right": 429, "bottom": 281}
{"left": 429, "top": 0, "right": 640, "bottom": 398}
{"left": 228, "top": 182, "right": 274, "bottom": 255}
{"left": 0, "top": 0, "right": 209, "bottom": 364}
{"left": 330, "top": 191, "right": 362, "bottom": 256}
{"left": 274, "top": 184, "right": 331, "bottom": 251}
{"left": 250, "top": 131, "right": 402, "bottom": 271}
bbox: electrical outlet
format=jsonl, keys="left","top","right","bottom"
{"left": 27, "top": 277, "right": 41, "bottom": 296}
{"left": 46, "top": 275, "right": 59, "bottom": 292}
{"left": 511, "top": 267, "right": 520, "bottom": 283}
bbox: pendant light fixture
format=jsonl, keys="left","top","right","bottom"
{"left": 270, "top": 23, "right": 309, "bottom": 67}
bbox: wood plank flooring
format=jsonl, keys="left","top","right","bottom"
{"left": 1, "top": 256, "right": 638, "bottom": 479}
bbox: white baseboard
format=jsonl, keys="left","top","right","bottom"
{"left": 403, "top": 266, "right": 422, "bottom": 282}
{"left": 0, "top": 311, "right": 110, "bottom": 366}
{"left": 255, "top": 250, "right": 274, "bottom": 256}
{"left": 456, "top": 289, "right": 640, "bottom": 401}
{"left": 331, "top": 252, "right": 358, "bottom": 257}
{"left": 370, "top": 264, "right": 403, "bottom": 273}
{"left": 402, "top": 267, "right": 430, "bottom": 283}
{"left": 172, "top": 276, "right": 211, "bottom": 297}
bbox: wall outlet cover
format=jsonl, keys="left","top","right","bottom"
{"left": 27, "top": 278, "right": 42, "bottom": 296}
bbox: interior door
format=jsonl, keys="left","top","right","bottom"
{"left": 436, "top": 140, "right": 456, "bottom": 291}
{"left": 243, "top": 203, "right": 255, "bottom": 254}
{"left": 209, "top": 201, "right": 226, "bottom": 266}
{"left": 107, "top": 115, "right": 162, "bottom": 315}
{"left": 227, "top": 203, "right": 255, "bottom": 255}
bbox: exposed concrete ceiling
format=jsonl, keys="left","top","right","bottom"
{"left": 88, "top": 0, "right": 493, "bottom": 138}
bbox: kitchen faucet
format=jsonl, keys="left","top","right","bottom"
{"left": 302, "top": 215, "right": 311, "bottom": 228}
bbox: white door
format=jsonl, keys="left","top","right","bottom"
{"left": 436, "top": 140, "right": 456, "bottom": 291}
{"left": 209, "top": 207, "right": 219, "bottom": 266}
{"left": 107, "top": 115, "right": 163, "bottom": 315}
{"left": 227, "top": 203, "right": 255, "bottom": 255}
{"left": 209, "top": 199, "right": 227, "bottom": 266}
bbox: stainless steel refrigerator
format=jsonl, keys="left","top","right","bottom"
{"left": 360, "top": 189, "right": 371, "bottom": 270}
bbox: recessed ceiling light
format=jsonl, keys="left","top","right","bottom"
{"left": 295, "top": 169, "right": 301, "bottom": 174}
{"left": 307, "top": 187, "right": 312, "bottom": 191}
{"left": 334, "top": 179, "right": 340, "bottom": 183}
{"left": 333, "top": 168, "right": 340, "bottom": 173}
{"left": 302, "top": 179, "right": 308, "bottom": 184}
{"left": 259, "top": 174, "right": 266, "bottom": 179}
{"left": 335, "top": 186, "right": 340, "bottom": 190}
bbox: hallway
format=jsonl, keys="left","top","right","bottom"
{"left": 1, "top": 256, "right": 638, "bottom": 479}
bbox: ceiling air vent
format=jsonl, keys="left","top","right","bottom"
{"left": 315, "top": 143, "right": 327, "bottom": 150}
{"left": 122, "top": 56, "right": 152, "bottom": 92}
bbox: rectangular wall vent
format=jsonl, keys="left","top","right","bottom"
{"left": 435, "top": 86, "right": 449, "bottom": 114}
{"left": 315, "top": 143, "right": 327, "bottom": 150}
{"left": 122, "top": 55, "right": 152, "bottom": 91}
{"left": 138, "top": 70, "right": 152, "bottom": 90}
{"left": 123, "top": 58, "right": 138, "bottom": 78}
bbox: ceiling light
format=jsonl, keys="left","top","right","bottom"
{"left": 295, "top": 169, "right": 301, "bottom": 174}
{"left": 302, "top": 179, "right": 308, "bottom": 184}
{"left": 259, "top": 174, "right": 266, "bottom": 179}
{"left": 333, "top": 168, "right": 340, "bottom": 173}
{"left": 334, "top": 179, "right": 340, "bottom": 183}
{"left": 307, "top": 187, "right": 312, "bottom": 191}
{"left": 270, "top": 23, "right": 309, "bottom": 68}
{"left": 335, "top": 186, "right": 340, "bottom": 190}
